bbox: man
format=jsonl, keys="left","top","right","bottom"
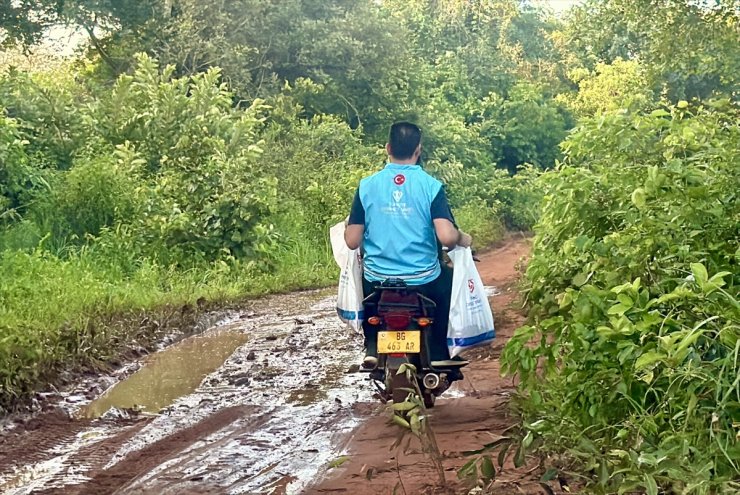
{"left": 345, "top": 122, "right": 472, "bottom": 368}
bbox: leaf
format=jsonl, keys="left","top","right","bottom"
{"left": 541, "top": 468, "right": 558, "bottom": 482}
{"left": 616, "top": 293, "right": 634, "bottom": 309}
{"left": 480, "top": 456, "right": 496, "bottom": 481}
{"left": 607, "top": 303, "right": 631, "bottom": 315}
{"left": 523, "top": 431, "right": 534, "bottom": 448}
{"left": 462, "top": 436, "right": 512, "bottom": 456}
{"left": 497, "top": 441, "right": 512, "bottom": 468}
{"left": 410, "top": 414, "right": 421, "bottom": 434}
{"left": 631, "top": 188, "right": 646, "bottom": 209}
{"left": 392, "top": 415, "right": 411, "bottom": 429}
{"left": 690, "top": 262, "right": 708, "bottom": 285}
{"left": 458, "top": 458, "right": 478, "bottom": 481}
{"left": 514, "top": 444, "right": 525, "bottom": 468}
{"left": 635, "top": 351, "right": 664, "bottom": 370}
{"left": 708, "top": 271, "right": 731, "bottom": 287}
{"left": 572, "top": 272, "right": 589, "bottom": 287}
{"left": 598, "top": 461, "right": 609, "bottom": 486}
{"left": 644, "top": 474, "right": 659, "bottom": 495}
{"left": 328, "top": 455, "right": 350, "bottom": 468}
{"left": 392, "top": 401, "right": 418, "bottom": 412}
{"left": 559, "top": 291, "right": 573, "bottom": 310}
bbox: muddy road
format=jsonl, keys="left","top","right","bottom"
{"left": 0, "top": 237, "right": 540, "bottom": 495}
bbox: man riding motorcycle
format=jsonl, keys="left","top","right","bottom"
{"left": 344, "top": 122, "right": 472, "bottom": 369}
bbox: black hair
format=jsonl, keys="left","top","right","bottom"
{"left": 388, "top": 122, "right": 421, "bottom": 160}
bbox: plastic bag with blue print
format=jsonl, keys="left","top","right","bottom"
{"left": 330, "top": 221, "right": 364, "bottom": 334}
{"left": 446, "top": 246, "right": 495, "bottom": 357}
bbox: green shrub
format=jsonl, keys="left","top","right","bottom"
{"left": 0, "top": 114, "right": 47, "bottom": 224}
{"left": 56, "top": 154, "right": 139, "bottom": 238}
{"left": 454, "top": 203, "right": 505, "bottom": 248}
{"left": 501, "top": 101, "right": 740, "bottom": 493}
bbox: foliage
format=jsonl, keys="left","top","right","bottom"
{"left": 557, "top": 59, "right": 656, "bottom": 117}
{"left": 501, "top": 102, "right": 740, "bottom": 493}
{"left": 564, "top": 0, "right": 740, "bottom": 101}
{"left": 55, "top": 155, "right": 139, "bottom": 238}
{"left": 0, "top": 114, "right": 49, "bottom": 224}
{"left": 0, "top": 64, "right": 89, "bottom": 169}
{"left": 478, "top": 82, "right": 571, "bottom": 172}
{"left": 388, "top": 363, "right": 446, "bottom": 488}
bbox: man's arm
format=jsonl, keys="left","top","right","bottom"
{"left": 433, "top": 218, "right": 461, "bottom": 249}
{"left": 431, "top": 188, "right": 472, "bottom": 249}
{"left": 345, "top": 189, "right": 365, "bottom": 250}
{"left": 345, "top": 224, "right": 364, "bottom": 250}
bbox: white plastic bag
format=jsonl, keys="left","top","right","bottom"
{"left": 447, "top": 246, "right": 495, "bottom": 357}
{"left": 330, "top": 221, "right": 364, "bottom": 333}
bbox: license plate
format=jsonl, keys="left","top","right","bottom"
{"left": 378, "top": 331, "right": 421, "bottom": 354}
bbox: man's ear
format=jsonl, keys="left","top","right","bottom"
{"left": 386, "top": 143, "right": 393, "bottom": 155}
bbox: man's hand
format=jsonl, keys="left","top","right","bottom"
{"left": 458, "top": 230, "right": 473, "bottom": 248}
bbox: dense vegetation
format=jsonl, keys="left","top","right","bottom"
{"left": 497, "top": 2, "right": 739, "bottom": 493}
{"left": 1, "top": 0, "right": 738, "bottom": 492}
{"left": 0, "top": 0, "right": 550, "bottom": 409}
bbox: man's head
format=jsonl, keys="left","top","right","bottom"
{"left": 387, "top": 122, "right": 421, "bottom": 162}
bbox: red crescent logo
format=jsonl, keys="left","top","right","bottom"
{"left": 393, "top": 174, "right": 406, "bottom": 185}
{"left": 468, "top": 279, "right": 475, "bottom": 293}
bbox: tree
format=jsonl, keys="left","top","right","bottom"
{"left": 1, "top": 1, "right": 170, "bottom": 73}
{"left": 557, "top": 59, "right": 655, "bottom": 117}
{"left": 563, "top": 0, "right": 740, "bottom": 100}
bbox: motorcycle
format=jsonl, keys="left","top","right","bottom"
{"left": 359, "top": 278, "right": 467, "bottom": 408}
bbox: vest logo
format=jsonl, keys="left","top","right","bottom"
{"left": 468, "top": 279, "right": 475, "bottom": 293}
{"left": 393, "top": 174, "right": 406, "bottom": 185}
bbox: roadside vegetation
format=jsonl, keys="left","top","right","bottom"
{"left": 1, "top": 1, "right": 738, "bottom": 492}
{"left": 498, "top": 2, "right": 739, "bottom": 493}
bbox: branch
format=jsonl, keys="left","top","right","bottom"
{"left": 83, "top": 23, "right": 119, "bottom": 74}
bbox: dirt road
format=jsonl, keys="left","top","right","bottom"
{"left": 0, "top": 237, "right": 538, "bottom": 495}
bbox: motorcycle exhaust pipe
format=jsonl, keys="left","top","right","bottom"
{"left": 422, "top": 373, "right": 440, "bottom": 390}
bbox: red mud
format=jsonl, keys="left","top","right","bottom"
{"left": 65, "top": 406, "right": 255, "bottom": 495}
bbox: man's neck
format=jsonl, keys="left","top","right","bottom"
{"left": 388, "top": 157, "right": 418, "bottom": 165}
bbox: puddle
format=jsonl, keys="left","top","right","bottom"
{"left": 81, "top": 329, "right": 249, "bottom": 418}
{"left": 484, "top": 285, "right": 500, "bottom": 297}
{"left": 2, "top": 291, "right": 370, "bottom": 495}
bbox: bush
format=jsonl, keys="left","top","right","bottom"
{"left": 501, "top": 101, "right": 740, "bottom": 493}
{"left": 0, "top": 114, "right": 46, "bottom": 224}
{"left": 55, "top": 154, "right": 139, "bottom": 238}
{"left": 453, "top": 203, "right": 505, "bottom": 248}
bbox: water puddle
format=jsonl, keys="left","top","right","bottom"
{"left": 2, "top": 291, "right": 369, "bottom": 495}
{"left": 483, "top": 285, "right": 500, "bottom": 297}
{"left": 81, "top": 328, "right": 249, "bottom": 418}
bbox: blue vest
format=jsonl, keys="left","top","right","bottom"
{"left": 359, "top": 163, "right": 442, "bottom": 285}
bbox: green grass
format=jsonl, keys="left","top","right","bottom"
{"left": 0, "top": 232, "right": 338, "bottom": 410}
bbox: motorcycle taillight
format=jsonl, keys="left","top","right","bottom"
{"left": 384, "top": 313, "right": 411, "bottom": 330}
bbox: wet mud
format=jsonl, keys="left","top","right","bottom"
{"left": 0, "top": 236, "right": 552, "bottom": 495}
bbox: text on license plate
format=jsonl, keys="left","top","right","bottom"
{"left": 378, "top": 331, "right": 421, "bottom": 354}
